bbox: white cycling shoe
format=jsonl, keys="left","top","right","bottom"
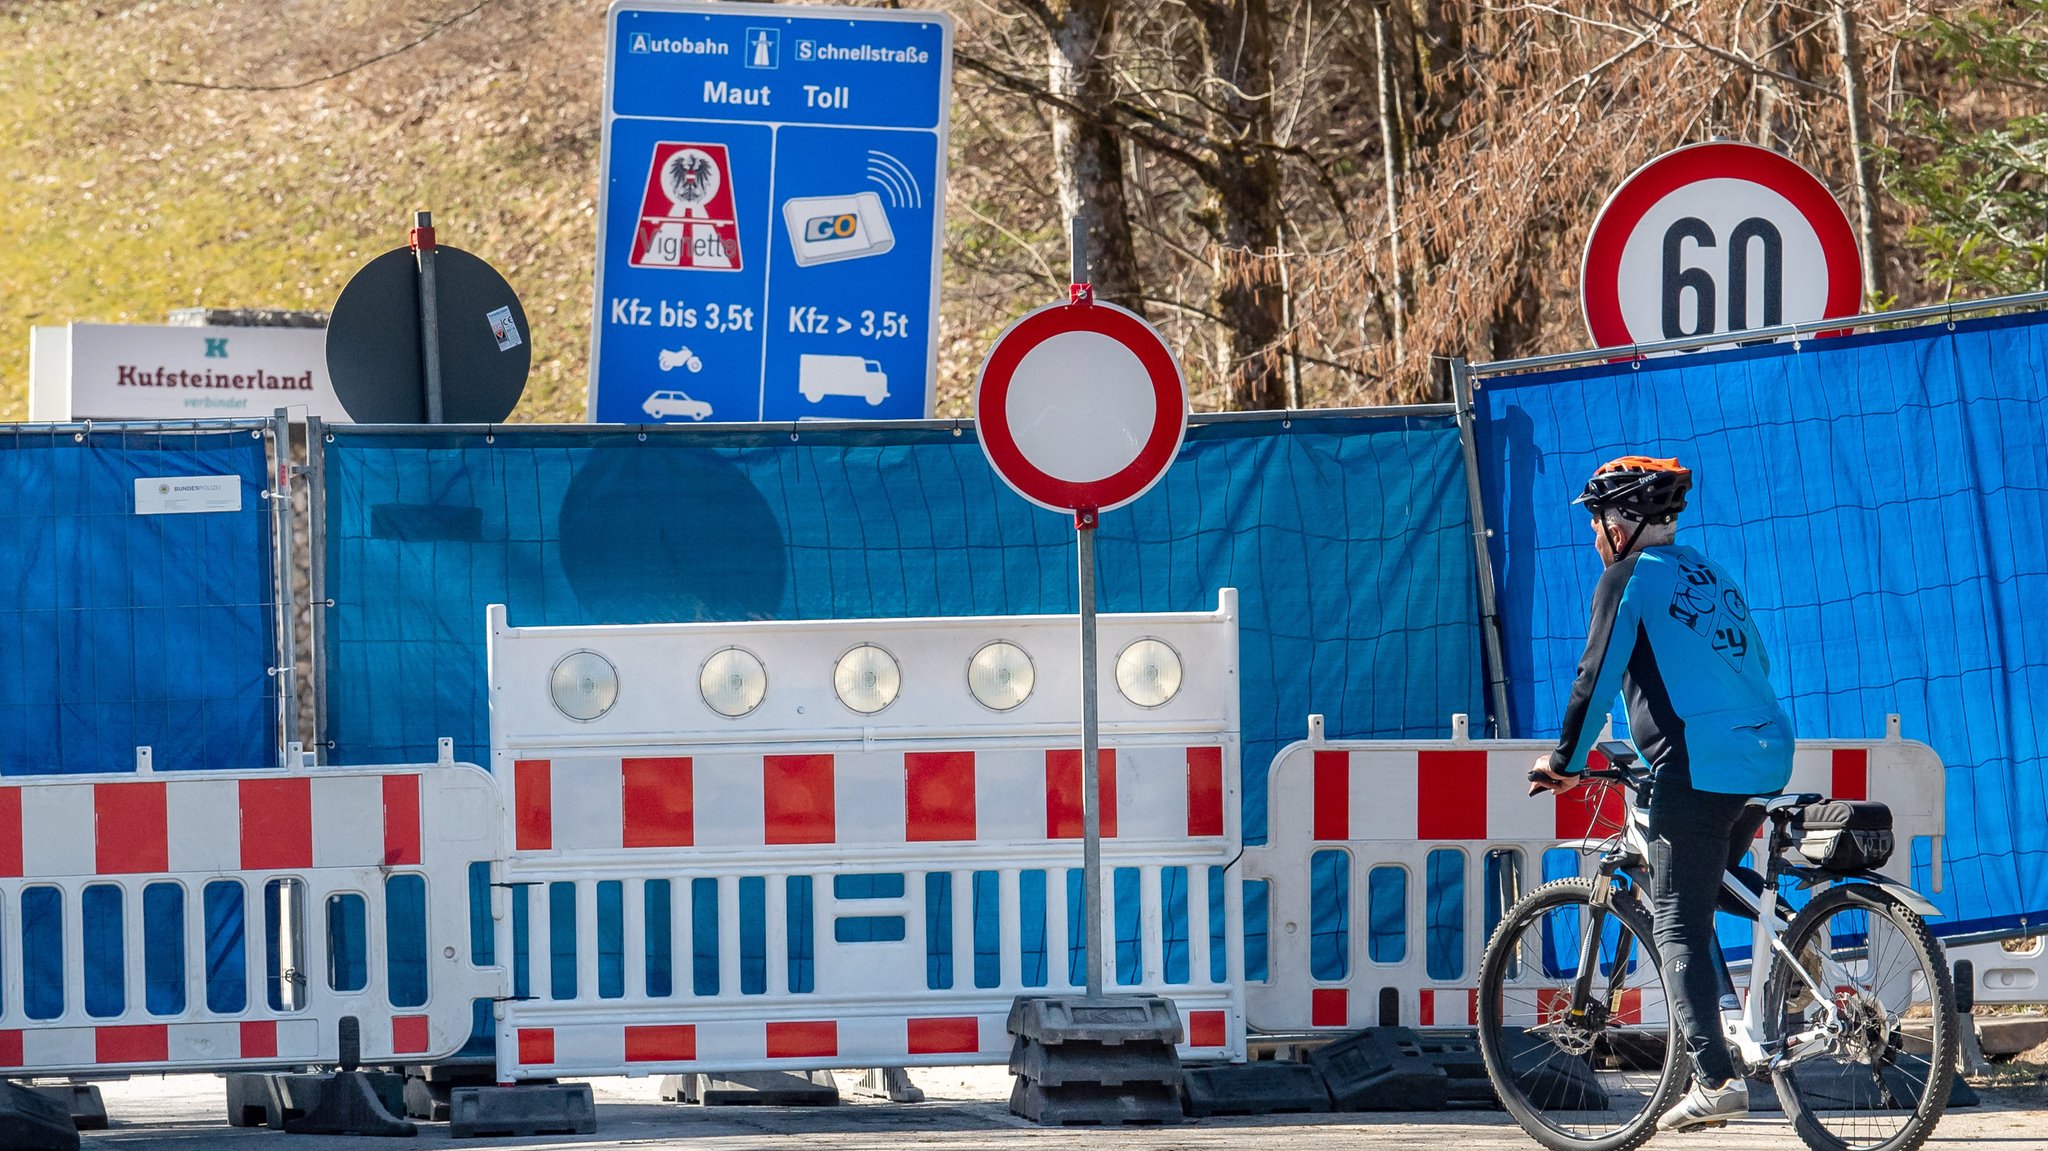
{"left": 1657, "top": 1077, "right": 1749, "bottom": 1131}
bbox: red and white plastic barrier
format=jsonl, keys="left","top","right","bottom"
{"left": 486, "top": 593, "right": 1245, "bottom": 1079}
{"left": 1243, "top": 715, "right": 1946, "bottom": 1033}
{"left": 0, "top": 763, "right": 502, "bottom": 1075}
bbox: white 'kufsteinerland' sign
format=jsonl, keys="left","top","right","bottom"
{"left": 30, "top": 323, "right": 350, "bottom": 422}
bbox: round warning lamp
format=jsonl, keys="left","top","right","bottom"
{"left": 699, "top": 646, "right": 768, "bottom": 718}
{"left": 967, "top": 640, "right": 1036, "bottom": 711}
{"left": 549, "top": 650, "right": 618, "bottom": 722}
{"left": 1115, "top": 637, "right": 1183, "bottom": 709}
{"left": 834, "top": 644, "right": 902, "bottom": 715}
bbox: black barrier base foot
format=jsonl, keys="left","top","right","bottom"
{"left": 1181, "top": 1062, "right": 1332, "bottom": 1117}
{"left": 449, "top": 1084, "right": 597, "bottom": 1137}
{"left": 1008, "top": 995, "right": 1183, "bottom": 1046}
{"left": 229, "top": 1071, "right": 407, "bottom": 1130}
{"left": 29, "top": 1085, "right": 106, "bottom": 1131}
{"left": 283, "top": 1071, "right": 418, "bottom": 1137}
{"left": 0, "top": 1081, "right": 79, "bottom": 1151}
{"left": 852, "top": 1068, "right": 923, "bottom": 1103}
{"left": 679, "top": 1070, "right": 840, "bottom": 1106}
{"left": 1309, "top": 1027, "right": 1450, "bottom": 1111}
{"left": 1416, "top": 1029, "right": 1500, "bottom": 1108}
{"left": 1010, "top": 1037, "right": 1184, "bottom": 1088}
{"left": 1006, "top": 995, "right": 1185, "bottom": 1126}
{"left": 1010, "top": 1078, "right": 1182, "bottom": 1125}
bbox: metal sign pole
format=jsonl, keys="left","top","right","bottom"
{"left": 1068, "top": 216, "right": 1105, "bottom": 1000}
{"left": 411, "top": 210, "right": 446, "bottom": 424}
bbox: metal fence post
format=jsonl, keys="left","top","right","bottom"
{"left": 271, "top": 407, "right": 300, "bottom": 766}
{"left": 1451, "top": 358, "right": 1512, "bottom": 737}
{"left": 306, "top": 415, "right": 329, "bottom": 765}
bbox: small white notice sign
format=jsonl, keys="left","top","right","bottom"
{"left": 487, "top": 306, "right": 523, "bottom": 352}
{"left": 135, "top": 475, "right": 243, "bottom": 516}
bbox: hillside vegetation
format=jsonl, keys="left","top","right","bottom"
{"left": 3, "top": 1, "right": 2043, "bottom": 420}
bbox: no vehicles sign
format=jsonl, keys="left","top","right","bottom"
{"left": 1581, "top": 141, "right": 1862, "bottom": 350}
{"left": 590, "top": 0, "right": 953, "bottom": 424}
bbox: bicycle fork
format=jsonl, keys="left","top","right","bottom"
{"left": 1562, "top": 871, "right": 1639, "bottom": 1032}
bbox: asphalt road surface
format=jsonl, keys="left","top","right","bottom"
{"left": 76, "top": 1068, "right": 2048, "bottom": 1151}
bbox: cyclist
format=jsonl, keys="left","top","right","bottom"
{"left": 1527, "top": 456, "right": 1794, "bottom": 1131}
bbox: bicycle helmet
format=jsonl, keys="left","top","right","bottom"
{"left": 1572, "top": 456, "right": 1693, "bottom": 524}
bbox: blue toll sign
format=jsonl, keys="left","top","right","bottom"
{"left": 591, "top": 1, "right": 953, "bottom": 423}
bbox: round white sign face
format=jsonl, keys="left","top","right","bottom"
{"left": 1582, "top": 142, "right": 1861, "bottom": 350}
{"left": 1003, "top": 330, "right": 1158, "bottom": 485}
{"left": 973, "top": 300, "right": 1187, "bottom": 515}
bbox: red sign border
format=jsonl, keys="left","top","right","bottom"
{"left": 974, "top": 300, "right": 1187, "bottom": 515}
{"left": 1581, "top": 141, "right": 1862, "bottom": 349}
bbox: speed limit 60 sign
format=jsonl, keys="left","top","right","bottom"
{"left": 1582, "top": 141, "right": 1861, "bottom": 349}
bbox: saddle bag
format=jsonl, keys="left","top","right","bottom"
{"left": 1790, "top": 800, "right": 1895, "bottom": 872}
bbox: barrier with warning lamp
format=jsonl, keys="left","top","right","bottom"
{"left": 1243, "top": 715, "right": 1946, "bottom": 1034}
{"left": 485, "top": 593, "right": 1244, "bottom": 1080}
{"left": 0, "top": 764, "right": 503, "bottom": 1076}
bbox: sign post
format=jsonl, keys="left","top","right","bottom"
{"left": 1070, "top": 220, "right": 1104, "bottom": 998}
{"left": 1581, "top": 140, "right": 1862, "bottom": 352}
{"left": 974, "top": 219, "right": 1188, "bottom": 997}
{"left": 591, "top": 1, "right": 952, "bottom": 423}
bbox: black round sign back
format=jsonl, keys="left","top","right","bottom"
{"left": 326, "top": 246, "right": 530, "bottom": 423}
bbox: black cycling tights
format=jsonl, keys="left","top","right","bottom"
{"left": 1647, "top": 772, "right": 1755, "bottom": 1086}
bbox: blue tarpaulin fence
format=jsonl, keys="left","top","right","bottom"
{"left": 1473, "top": 310, "right": 2048, "bottom": 935}
{"left": 0, "top": 425, "right": 275, "bottom": 775}
{"left": 320, "top": 413, "right": 1486, "bottom": 845}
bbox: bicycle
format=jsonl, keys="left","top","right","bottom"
{"left": 1476, "top": 741, "right": 1955, "bottom": 1151}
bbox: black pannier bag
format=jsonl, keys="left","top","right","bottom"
{"left": 1791, "top": 800, "right": 1895, "bottom": 871}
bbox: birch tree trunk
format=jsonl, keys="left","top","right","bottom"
{"left": 1834, "top": 1, "right": 1888, "bottom": 300}
{"left": 1047, "top": 0, "right": 1144, "bottom": 311}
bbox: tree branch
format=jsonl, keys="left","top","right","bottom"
{"left": 954, "top": 47, "right": 1223, "bottom": 182}
{"left": 153, "top": 0, "right": 497, "bottom": 92}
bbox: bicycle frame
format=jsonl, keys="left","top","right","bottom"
{"left": 1567, "top": 756, "right": 1942, "bottom": 1077}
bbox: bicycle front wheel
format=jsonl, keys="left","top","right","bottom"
{"left": 1763, "top": 883, "right": 1957, "bottom": 1151}
{"left": 1477, "top": 877, "right": 1686, "bottom": 1151}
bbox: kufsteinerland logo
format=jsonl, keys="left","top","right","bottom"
{"left": 205, "top": 337, "right": 228, "bottom": 357}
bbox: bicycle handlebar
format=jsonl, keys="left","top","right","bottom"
{"left": 1524, "top": 765, "right": 1644, "bottom": 797}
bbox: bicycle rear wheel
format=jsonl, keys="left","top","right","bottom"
{"left": 1477, "top": 877, "right": 1686, "bottom": 1151}
{"left": 1763, "top": 883, "right": 1956, "bottom": 1151}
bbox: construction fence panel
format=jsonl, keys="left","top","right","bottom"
{"left": 319, "top": 415, "right": 1483, "bottom": 850}
{"left": 1471, "top": 308, "right": 2048, "bottom": 935}
{"left": 0, "top": 422, "right": 278, "bottom": 775}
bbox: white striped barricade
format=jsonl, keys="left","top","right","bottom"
{"left": 1242, "top": 718, "right": 1946, "bottom": 1034}
{"left": 0, "top": 763, "right": 504, "bottom": 1075}
{"left": 485, "top": 591, "right": 1245, "bottom": 1080}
